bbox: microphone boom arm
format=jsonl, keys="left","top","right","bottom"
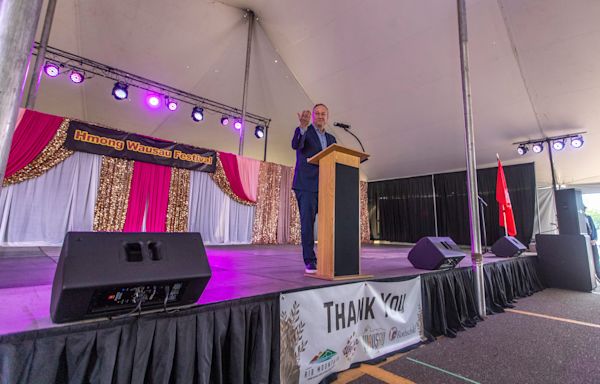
{"left": 341, "top": 127, "right": 366, "bottom": 154}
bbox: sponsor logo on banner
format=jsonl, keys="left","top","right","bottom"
{"left": 361, "top": 326, "right": 386, "bottom": 352}
{"left": 303, "top": 349, "right": 339, "bottom": 380}
{"left": 280, "top": 278, "right": 423, "bottom": 384}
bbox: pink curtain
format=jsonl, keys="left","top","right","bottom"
{"left": 5, "top": 109, "right": 63, "bottom": 179}
{"left": 123, "top": 161, "right": 172, "bottom": 232}
{"left": 219, "top": 151, "right": 254, "bottom": 203}
{"left": 236, "top": 156, "right": 260, "bottom": 202}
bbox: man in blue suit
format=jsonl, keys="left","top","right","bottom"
{"left": 292, "top": 104, "right": 336, "bottom": 273}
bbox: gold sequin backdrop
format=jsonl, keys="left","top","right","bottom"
{"left": 166, "top": 167, "right": 190, "bottom": 232}
{"left": 93, "top": 157, "right": 134, "bottom": 231}
{"left": 3, "top": 119, "right": 74, "bottom": 186}
{"left": 360, "top": 181, "right": 371, "bottom": 243}
{"left": 252, "top": 162, "right": 282, "bottom": 244}
{"left": 252, "top": 165, "right": 370, "bottom": 245}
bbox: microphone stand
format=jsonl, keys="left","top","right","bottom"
{"left": 478, "top": 195, "right": 489, "bottom": 254}
{"left": 336, "top": 125, "right": 367, "bottom": 162}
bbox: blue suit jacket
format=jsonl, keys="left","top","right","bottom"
{"left": 292, "top": 124, "right": 336, "bottom": 192}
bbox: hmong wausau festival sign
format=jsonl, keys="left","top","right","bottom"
{"left": 280, "top": 277, "right": 423, "bottom": 384}
{"left": 65, "top": 120, "right": 217, "bottom": 172}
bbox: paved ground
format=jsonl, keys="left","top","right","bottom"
{"left": 333, "top": 287, "right": 600, "bottom": 384}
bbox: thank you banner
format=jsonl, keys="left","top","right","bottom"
{"left": 65, "top": 121, "right": 217, "bottom": 172}
{"left": 279, "top": 277, "right": 422, "bottom": 384}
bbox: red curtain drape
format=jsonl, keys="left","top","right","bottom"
{"left": 123, "top": 161, "right": 172, "bottom": 232}
{"left": 219, "top": 151, "right": 254, "bottom": 203}
{"left": 5, "top": 110, "right": 63, "bottom": 179}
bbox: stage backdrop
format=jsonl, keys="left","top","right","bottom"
{"left": 369, "top": 163, "right": 536, "bottom": 247}
{"left": 0, "top": 109, "right": 370, "bottom": 246}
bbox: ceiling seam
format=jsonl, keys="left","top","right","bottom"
{"left": 496, "top": 0, "right": 545, "bottom": 138}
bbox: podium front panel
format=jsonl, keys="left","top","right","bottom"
{"left": 334, "top": 163, "right": 360, "bottom": 275}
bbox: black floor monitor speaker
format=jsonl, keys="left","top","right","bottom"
{"left": 491, "top": 236, "right": 527, "bottom": 257}
{"left": 408, "top": 237, "right": 466, "bottom": 270}
{"left": 535, "top": 234, "right": 596, "bottom": 292}
{"left": 51, "top": 232, "right": 212, "bottom": 323}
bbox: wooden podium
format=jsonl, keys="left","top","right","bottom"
{"left": 307, "top": 144, "right": 370, "bottom": 280}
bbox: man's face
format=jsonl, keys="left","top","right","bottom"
{"left": 312, "top": 105, "right": 328, "bottom": 130}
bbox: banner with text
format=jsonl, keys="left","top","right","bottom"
{"left": 65, "top": 121, "right": 217, "bottom": 172}
{"left": 279, "top": 277, "right": 423, "bottom": 384}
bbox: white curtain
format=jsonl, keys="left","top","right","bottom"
{"left": 188, "top": 171, "right": 254, "bottom": 244}
{"left": 0, "top": 152, "right": 101, "bottom": 246}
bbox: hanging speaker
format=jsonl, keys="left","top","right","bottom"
{"left": 50, "top": 232, "right": 211, "bottom": 323}
{"left": 491, "top": 236, "right": 527, "bottom": 258}
{"left": 408, "top": 237, "right": 466, "bottom": 270}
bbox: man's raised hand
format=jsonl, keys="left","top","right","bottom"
{"left": 297, "top": 110, "right": 311, "bottom": 129}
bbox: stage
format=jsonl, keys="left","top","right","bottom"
{"left": 0, "top": 243, "right": 543, "bottom": 383}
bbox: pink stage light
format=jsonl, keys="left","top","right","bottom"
{"left": 146, "top": 94, "right": 161, "bottom": 108}
{"left": 44, "top": 62, "right": 59, "bottom": 77}
{"left": 166, "top": 98, "right": 178, "bottom": 111}
{"left": 234, "top": 120, "right": 242, "bottom": 130}
{"left": 69, "top": 71, "right": 84, "bottom": 84}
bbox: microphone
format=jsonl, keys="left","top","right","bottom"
{"left": 333, "top": 122, "right": 351, "bottom": 129}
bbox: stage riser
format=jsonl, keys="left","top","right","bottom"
{"left": 0, "top": 256, "right": 542, "bottom": 383}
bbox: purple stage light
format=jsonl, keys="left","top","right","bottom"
{"left": 146, "top": 94, "right": 161, "bottom": 108}
{"left": 166, "top": 98, "right": 178, "bottom": 111}
{"left": 69, "top": 71, "right": 84, "bottom": 84}
{"left": 234, "top": 120, "right": 242, "bottom": 130}
{"left": 44, "top": 62, "right": 59, "bottom": 77}
{"left": 221, "top": 116, "right": 229, "bottom": 126}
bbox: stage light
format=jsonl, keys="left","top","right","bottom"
{"left": 146, "top": 94, "right": 161, "bottom": 108}
{"left": 552, "top": 139, "right": 565, "bottom": 151}
{"left": 112, "top": 82, "right": 128, "bottom": 100}
{"left": 532, "top": 142, "right": 544, "bottom": 153}
{"left": 220, "top": 116, "right": 229, "bottom": 126}
{"left": 254, "top": 125, "right": 265, "bottom": 139}
{"left": 165, "top": 97, "right": 178, "bottom": 111}
{"left": 571, "top": 135, "right": 584, "bottom": 148}
{"left": 234, "top": 120, "right": 242, "bottom": 130}
{"left": 517, "top": 144, "right": 528, "bottom": 156}
{"left": 44, "top": 62, "right": 59, "bottom": 77}
{"left": 69, "top": 70, "right": 84, "bottom": 84}
{"left": 191, "top": 107, "right": 204, "bottom": 122}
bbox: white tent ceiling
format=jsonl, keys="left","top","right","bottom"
{"left": 28, "top": 0, "right": 600, "bottom": 187}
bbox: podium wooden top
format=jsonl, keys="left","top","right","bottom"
{"left": 308, "top": 144, "right": 369, "bottom": 164}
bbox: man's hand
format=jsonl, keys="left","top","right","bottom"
{"left": 592, "top": 240, "right": 597, "bottom": 246}
{"left": 297, "top": 110, "right": 311, "bottom": 129}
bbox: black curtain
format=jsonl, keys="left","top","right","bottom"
{"left": 370, "top": 162, "right": 536, "bottom": 246}
{"left": 435, "top": 163, "right": 536, "bottom": 246}
{"left": 368, "top": 175, "right": 436, "bottom": 242}
{"left": 0, "top": 295, "right": 279, "bottom": 384}
{"left": 421, "top": 256, "right": 543, "bottom": 338}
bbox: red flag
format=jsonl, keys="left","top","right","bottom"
{"left": 496, "top": 158, "right": 517, "bottom": 236}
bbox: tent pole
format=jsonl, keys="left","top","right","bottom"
{"left": 0, "top": 0, "right": 44, "bottom": 187}
{"left": 457, "top": 0, "right": 486, "bottom": 317}
{"left": 25, "top": 0, "right": 58, "bottom": 109}
{"left": 238, "top": 10, "right": 255, "bottom": 156}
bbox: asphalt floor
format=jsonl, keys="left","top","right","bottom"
{"left": 333, "top": 287, "right": 600, "bottom": 384}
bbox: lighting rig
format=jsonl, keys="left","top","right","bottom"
{"left": 513, "top": 132, "right": 586, "bottom": 192}
{"left": 35, "top": 43, "right": 272, "bottom": 152}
